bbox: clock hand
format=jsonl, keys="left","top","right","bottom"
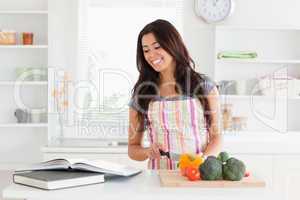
{"left": 213, "top": 0, "right": 217, "bottom": 7}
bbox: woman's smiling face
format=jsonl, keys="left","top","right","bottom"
{"left": 142, "top": 33, "right": 175, "bottom": 73}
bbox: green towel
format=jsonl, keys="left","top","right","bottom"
{"left": 217, "top": 51, "right": 258, "bottom": 59}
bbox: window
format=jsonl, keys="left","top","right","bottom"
{"left": 76, "top": 0, "right": 183, "bottom": 140}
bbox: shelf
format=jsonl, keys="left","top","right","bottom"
{"left": 289, "top": 97, "right": 300, "bottom": 100}
{"left": 0, "top": 10, "right": 48, "bottom": 15}
{"left": 220, "top": 95, "right": 300, "bottom": 100}
{"left": 0, "top": 45, "right": 48, "bottom": 49}
{"left": 216, "top": 25, "right": 300, "bottom": 31}
{"left": 0, "top": 81, "right": 47, "bottom": 86}
{"left": 45, "top": 137, "right": 129, "bottom": 148}
{"left": 42, "top": 146, "right": 128, "bottom": 154}
{"left": 221, "top": 130, "right": 300, "bottom": 136}
{"left": 220, "top": 95, "right": 258, "bottom": 99}
{"left": 182, "top": 25, "right": 300, "bottom": 31}
{"left": 0, "top": 162, "right": 33, "bottom": 170}
{"left": 216, "top": 58, "right": 300, "bottom": 64}
{"left": 0, "top": 123, "right": 48, "bottom": 128}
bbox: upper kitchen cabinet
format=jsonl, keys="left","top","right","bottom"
{"left": 0, "top": 0, "right": 48, "bottom": 125}
{"left": 215, "top": 26, "right": 300, "bottom": 81}
{"left": 205, "top": 0, "right": 300, "bottom": 134}
{"left": 213, "top": 26, "right": 300, "bottom": 133}
{"left": 0, "top": 0, "right": 48, "bottom": 164}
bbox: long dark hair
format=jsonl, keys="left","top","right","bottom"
{"left": 132, "top": 19, "right": 212, "bottom": 131}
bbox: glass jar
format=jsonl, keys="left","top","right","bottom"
{"left": 22, "top": 32, "right": 34, "bottom": 45}
{"left": 232, "top": 116, "right": 248, "bottom": 131}
{"left": 0, "top": 31, "right": 16, "bottom": 45}
{"left": 221, "top": 104, "right": 233, "bottom": 131}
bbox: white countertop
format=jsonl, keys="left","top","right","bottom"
{"left": 3, "top": 170, "right": 272, "bottom": 200}
{"left": 42, "top": 132, "right": 300, "bottom": 155}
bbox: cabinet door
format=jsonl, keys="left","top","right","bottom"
{"left": 273, "top": 155, "right": 300, "bottom": 200}
{"left": 232, "top": 154, "right": 279, "bottom": 200}
{"left": 232, "top": 154, "right": 274, "bottom": 186}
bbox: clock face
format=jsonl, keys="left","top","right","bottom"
{"left": 195, "top": 0, "right": 234, "bottom": 23}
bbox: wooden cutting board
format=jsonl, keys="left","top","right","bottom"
{"left": 159, "top": 170, "right": 266, "bottom": 188}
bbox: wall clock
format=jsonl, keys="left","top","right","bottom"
{"left": 195, "top": 0, "right": 234, "bottom": 23}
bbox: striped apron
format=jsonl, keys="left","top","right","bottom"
{"left": 146, "top": 97, "right": 209, "bottom": 170}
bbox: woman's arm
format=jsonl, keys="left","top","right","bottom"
{"left": 202, "top": 87, "right": 223, "bottom": 157}
{"left": 128, "top": 108, "right": 149, "bottom": 161}
{"left": 128, "top": 107, "right": 162, "bottom": 161}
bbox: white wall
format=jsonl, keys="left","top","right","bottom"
{"left": 47, "top": 0, "right": 79, "bottom": 146}
{"left": 181, "top": 0, "right": 300, "bottom": 77}
{"left": 181, "top": 0, "right": 300, "bottom": 133}
{"left": 2, "top": 0, "right": 300, "bottom": 167}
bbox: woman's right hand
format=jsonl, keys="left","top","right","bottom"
{"left": 146, "top": 143, "right": 163, "bottom": 159}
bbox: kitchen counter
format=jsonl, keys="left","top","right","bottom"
{"left": 42, "top": 131, "right": 300, "bottom": 155}
{"left": 3, "top": 170, "right": 272, "bottom": 200}
{"left": 29, "top": 132, "right": 300, "bottom": 200}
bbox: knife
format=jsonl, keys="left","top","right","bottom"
{"left": 159, "top": 149, "right": 181, "bottom": 161}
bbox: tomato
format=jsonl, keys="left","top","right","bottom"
{"left": 185, "top": 166, "right": 200, "bottom": 181}
{"left": 180, "top": 167, "right": 187, "bottom": 176}
{"left": 244, "top": 171, "right": 250, "bottom": 177}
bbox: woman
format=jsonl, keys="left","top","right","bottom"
{"left": 128, "top": 19, "right": 222, "bottom": 170}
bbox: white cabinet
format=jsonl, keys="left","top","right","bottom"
{"left": 232, "top": 154, "right": 274, "bottom": 188}
{"left": 273, "top": 156, "right": 300, "bottom": 200}
{"left": 213, "top": 26, "right": 300, "bottom": 133}
{"left": 230, "top": 154, "right": 300, "bottom": 200}
{"left": 0, "top": 0, "right": 48, "bottom": 165}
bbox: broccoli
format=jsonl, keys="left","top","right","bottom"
{"left": 199, "top": 156, "right": 223, "bottom": 180}
{"left": 223, "top": 158, "right": 246, "bottom": 181}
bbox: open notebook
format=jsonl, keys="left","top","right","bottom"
{"left": 16, "top": 158, "right": 142, "bottom": 177}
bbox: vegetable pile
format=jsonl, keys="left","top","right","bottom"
{"left": 178, "top": 151, "right": 248, "bottom": 181}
